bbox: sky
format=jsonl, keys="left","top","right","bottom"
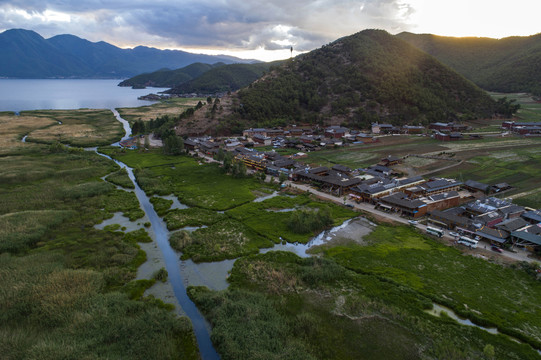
{"left": 1, "top": 0, "right": 540, "bottom": 61}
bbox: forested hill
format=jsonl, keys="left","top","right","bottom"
{"left": 166, "top": 62, "right": 280, "bottom": 95}
{"left": 230, "top": 29, "right": 497, "bottom": 128}
{"left": 118, "top": 63, "right": 224, "bottom": 88}
{"left": 397, "top": 32, "right": 541, "bottom": 95}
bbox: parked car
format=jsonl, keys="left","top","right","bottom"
{"left": 491, "top": 246, "right": 503, "bottom": 253}
{"left": 408, "top": 220, "right": 418, "bottom": 226}
{"left": 449, "top": 231, "right": 459, "bottom": 237}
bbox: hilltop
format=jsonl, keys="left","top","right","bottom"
{"left": 166, "top": 62, "right": 280, "bottom": 95}
{"left": 0, "top": 29, "right": 253, "bottom": 78}
{"left": 118, "top": 63, "right": 224, "bottom": 88}
{"left": 397, "top": 32, "right": 541, "bottom": 95}
{"left": 178, "top": 29, "right": 499, "bottom": 135}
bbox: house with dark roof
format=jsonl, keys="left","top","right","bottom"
{"left": 522, "top": 210, "right": 541, "bottom": 224}
{"left": 496, "top": 217, "right": 529, "bottom": 233}
{"left": 416, "top": 178, "right": 462, "bottom": 196}
{"left": 475, "top": 227, "right": 509, "bottom": 245}
{"left": 463, "top": 180, "right": 490, "bottom": 194}
{"left": 402, "top": 125, "right": 425, "bottom": 134}
{"left": 377, "top": 192, "right": 427, "bottom": 218}
{"left": 474, "top": 211, "right": 504, "bottom": 228}
{"left": 324, "top": 126, "right": 349, "bottom": 139}
{"left": 511, "top": 225, "right": 541, "bottom": 251}
{"left": 490, "top": 183, "right": 512, "bottom": 193}
{"left": 331, "top": 164, "right": 352, "bottom": 175}
{"left": 379, "top": 155, "right": 402, "bottom": 166}
{"left": 429, "top": 209, "right": 471, "bottom": 230}
{"left": 423, "top": 191, "right": 460, "bottom": 212}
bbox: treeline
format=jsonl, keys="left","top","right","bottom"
{"left": 232, "top": 29, "right": 502, "bottom": 128}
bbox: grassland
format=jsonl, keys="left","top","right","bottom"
{"left": 117, "top": 97, "right": 203, "bottom": 124}
{"left": 189, "top": 247, "right": 539, "bottom": 360}
{"left": 17, "top": 109, "right": 124, "bottom": 147}
{"left": 101, "top": 147, "right": 270, "bottom": 210}
{"left": 0, "top": 112, "right": 58, "bottom": 154}
{"left": 323, "top": 225, "right": 541, "bottom": 349}
{"left": 226, "top": 194, "right": 357, "bottom": 244}
{"left": 0, "top": 111, "right": 200, "bottom": 360}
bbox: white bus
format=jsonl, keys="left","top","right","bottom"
{"left": 457, "top": 236, "right": 478, "bottom": 249}
{"left": 426, "top": 226, "right": 444, "bottom": 238}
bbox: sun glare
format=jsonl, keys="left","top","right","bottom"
{"left": 406, "top": 0, "right": 541, "bottom": 38}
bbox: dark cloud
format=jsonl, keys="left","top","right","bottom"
{"left": 0, "top": 0, "right": 416, "bottom": 58}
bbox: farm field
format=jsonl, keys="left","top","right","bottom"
{"left": 304, "top": 133, "right": 541, "bottom": 207}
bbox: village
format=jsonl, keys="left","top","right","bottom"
{"left": 161, "top": 119, "right": 541, "bottom": 260}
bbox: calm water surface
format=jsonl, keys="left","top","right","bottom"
{"left": 0, "top": 79, "right": 168, "bottom": 112}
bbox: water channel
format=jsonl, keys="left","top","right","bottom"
{"left": 94, "top": 110, "right": 221, "bottom": 360}
{"left": 91, "top": 110, "right": 368, "bottom": 359}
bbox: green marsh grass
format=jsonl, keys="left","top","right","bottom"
{"left": 0, "top": 147, "right": 200, "bottom": 359}
{"left": 324, "top": 224, "right": 541, "bottom": 349}
{"left": 189, "top": 250, "right": 539, "bottom": 359}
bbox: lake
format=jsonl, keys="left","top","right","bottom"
{"left": 0, "top": 79, "right": 169, "bottom": 112}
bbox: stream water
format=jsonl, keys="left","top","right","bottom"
{"left": 95, "top": 110, "right": 220, "bottom": 360}
{"left": 426, "top": 303, "right": 541, "bottom": 355}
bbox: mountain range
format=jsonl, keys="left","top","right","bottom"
{"left": 0, "top": 29, "right": 254, "bottom": 78}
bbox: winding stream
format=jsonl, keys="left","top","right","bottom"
{"left": 98, "top": 110, "right": 220, "bottom": 360}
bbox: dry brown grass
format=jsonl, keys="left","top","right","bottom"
{"left": 118, "top": 98, "right": 202, "bottom": 123}
{"left": 29, "top": 124, "right": 95, "bottom": 143}
{"left": 0, "top": 113, "right": 56, "bottom": 153}
{"left": 20, "top": 109, "right": 123, "bottom": 146}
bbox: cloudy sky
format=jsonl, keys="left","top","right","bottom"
{"left": 1, "top": 0, "right": 540, "bottom": 61}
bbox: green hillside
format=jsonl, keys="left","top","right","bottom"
{"left": 397, "top": 32, "right": 541, "bottom": 95}
{"left": 232, "top": 29, "right": 498, "bottom": 127}
{"left": 118, "top": 62, "right": 223, "bottom": 88}
{"left": 167, "top": 62, "right": 278, "bottom": 94}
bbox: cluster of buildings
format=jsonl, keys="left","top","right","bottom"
{"left": 502, "top": 121, "right": 541, "bottom": 136}
{"left": 429, "top": 198, "right": 541, "bottom": 251}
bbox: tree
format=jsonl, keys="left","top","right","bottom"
{"left": 207, "top": 96, "right": 212, "bottom": 105}
{"left": 483, "top": 344, "right": 495, "bottom": 359}
{"left": 163, "top": 135, "right": 184, "bottom": 155}
{"left": 279, "top": 172, "right": 287, "bottom": 184}
{"left": 144, "top": 135, "right": 150, "bottom": 149}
